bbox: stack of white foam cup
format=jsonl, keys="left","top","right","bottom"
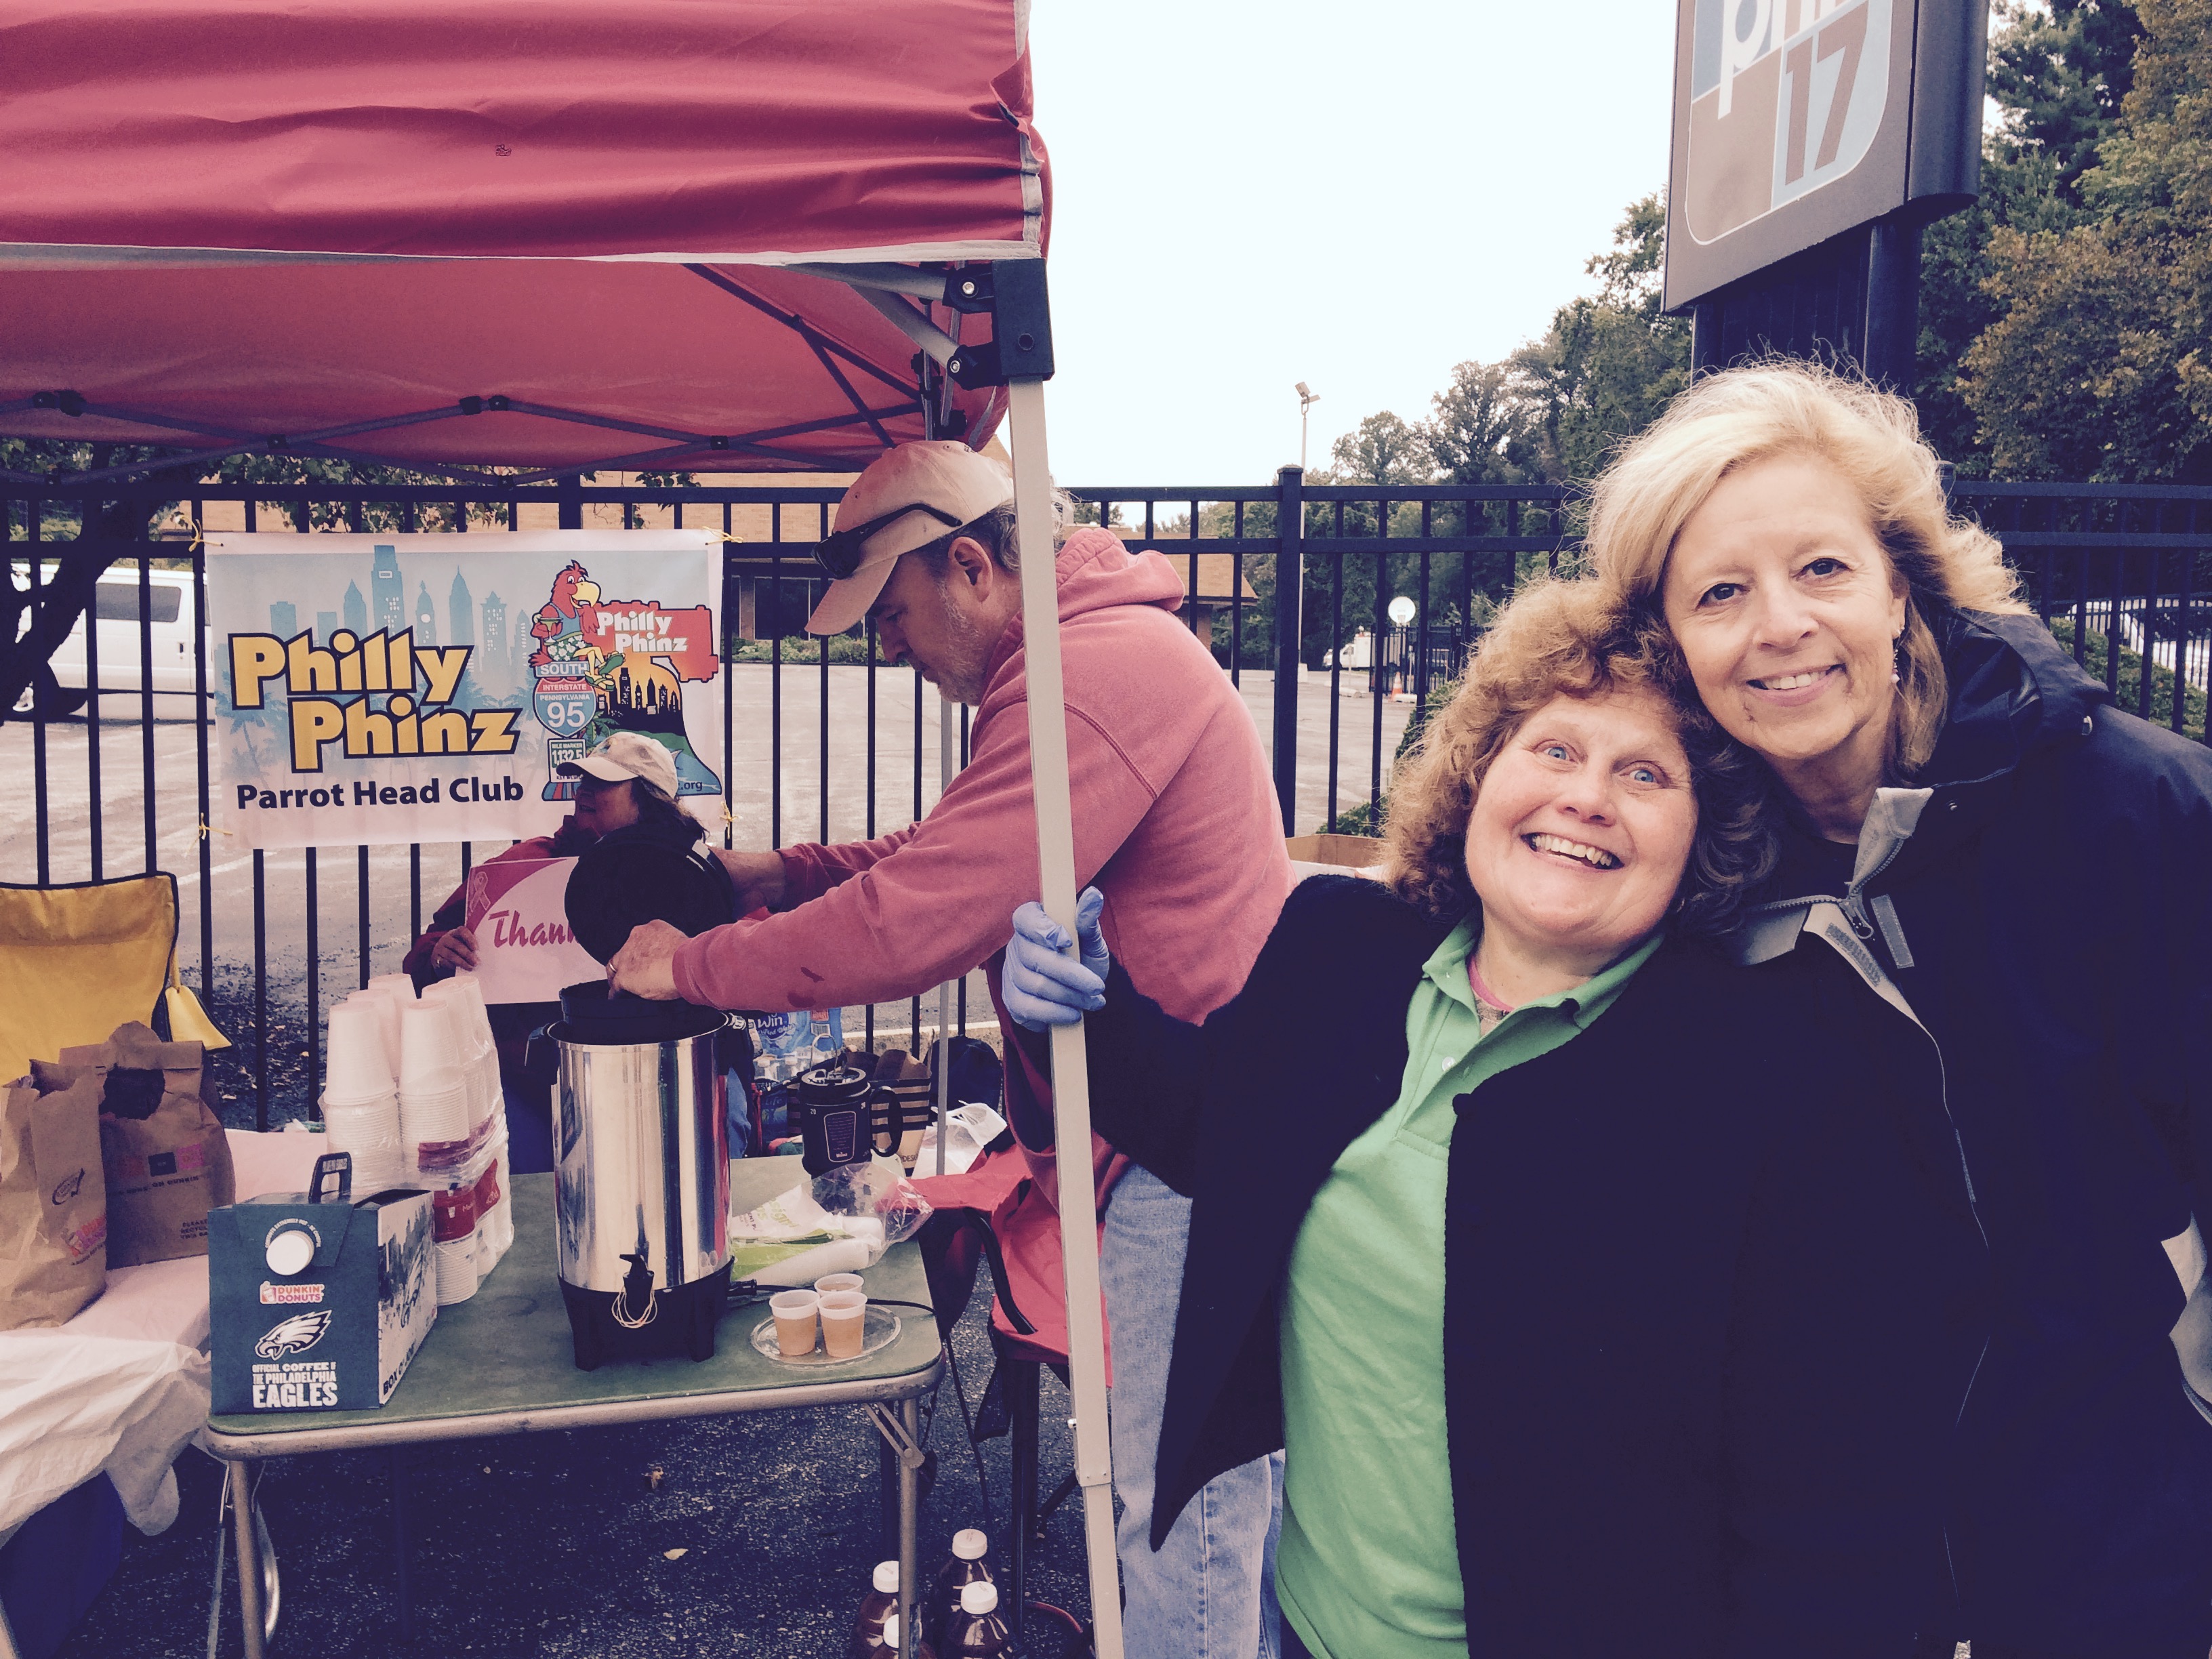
{"left": 321, "top": 1000, "right": 405, "bottom": 1192}
{"left": 434, "top": 1224, "right": 480, "bottom": 1304}
{"left": 425, "top": 978, "right": 499, "bottom": 1141}
{"left": 409, "top": 977, "right": 512, "bottom": 1304}
{"left": 399, "top": 1000, "right": 472, "bottom": 1174}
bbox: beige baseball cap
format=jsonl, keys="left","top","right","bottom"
{"left": 556, "top": 731, "right": 678, "bottom": 798}
{"left": 804, "top": 442, "right": 1013, "bottom": 636}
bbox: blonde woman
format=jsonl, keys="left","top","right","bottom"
{"left": 1586, "top": 359, "right": 2212, "bottom": 1658}
{"left": 1002, "top": 579, "right": 1984, "bottom": 1658}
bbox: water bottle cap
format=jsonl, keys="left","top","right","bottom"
{"left": 960, "top": 1581, "right": 999, "bottom": 1615}
{"left": 951, "top": 1527, "right": 987, "bottom": 1560}
{"left": 882, "top": 1616, "right": 901, "bottom": 1647}
{"left": 872, "top": 1559, "right": 899, "bottom": 1594}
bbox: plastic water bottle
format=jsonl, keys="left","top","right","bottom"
{"left": 942, "top": 1581, "right": 1012, "bottom": 1658}
{"left": 849, "top": 1559, "right": 899, "bottom": 1658}
{"left": 880, "top": 1614, "right": 936, "bottom": 1659}
{"left": 929, "top": 1528, "right": 993, "bottom": 1645}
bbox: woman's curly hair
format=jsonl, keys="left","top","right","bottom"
{"left": 1380, "top": 578, "right": 1775, "bottom": 936}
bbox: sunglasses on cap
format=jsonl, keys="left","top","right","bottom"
{"left": 813, "top": 502, "right": 969, "bottom": 580}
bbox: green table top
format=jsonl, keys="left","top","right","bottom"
{"left": 205, "top": 1158, "right": 942, "bottom": 1457}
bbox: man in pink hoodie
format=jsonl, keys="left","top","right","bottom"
{"left": 609, "top": 441, "right": 1290, "bottom": 1658}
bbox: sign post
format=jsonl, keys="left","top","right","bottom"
{"left": 1663, "top": 0, "right": 1988, "bottom": 380}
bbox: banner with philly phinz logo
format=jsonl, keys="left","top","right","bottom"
{"left": 208, "top": 531, "right": 724, "bottom": 850}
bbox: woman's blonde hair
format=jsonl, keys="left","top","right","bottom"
{"left": 1582, "top": 359, "right": 2028, "bottom": 777}
{"left": 1381, "top": 578, "right": 1773, "bottom": 936}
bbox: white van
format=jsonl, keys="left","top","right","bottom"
{"left": 9, "top": 562, "right": 213, "bottom": 719}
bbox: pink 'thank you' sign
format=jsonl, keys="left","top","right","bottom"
{"left": 462, "top": 857, "right": 602, "bottom": 1004}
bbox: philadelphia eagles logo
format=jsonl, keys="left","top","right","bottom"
{"left": 255, "top": 1311, "right": 334, "bottom": 1360}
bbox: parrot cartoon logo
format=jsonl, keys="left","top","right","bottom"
{"left": 527, "top": 562, "right": 602, "bottom": 670}
{"left": 528, "top": 557, "right": 724, "bottom": 804}
{"left": 255, "top": 1310, "right": 335, "bottom": 1360}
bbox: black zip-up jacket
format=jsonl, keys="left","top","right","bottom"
{"left": 1730, "top": 610, "right": 2212, "bottom": 1653}
{"left": 1079, "top": 877, "right": 1988, "bottom": 1658}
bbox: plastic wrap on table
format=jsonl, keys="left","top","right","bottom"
{"left": 811, "top": 1153, "right": 933, "bottom": 1246}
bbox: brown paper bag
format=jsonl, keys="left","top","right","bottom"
{"left": 60, "top": 1023, "right": 234, "bottom": 1267}
{"left": 0, "top": 1065, "right": 108, "bottom": 1329}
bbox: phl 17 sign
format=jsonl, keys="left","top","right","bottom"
{"left": 1662, "top": 0, "right": 1983, "bottom": 314}
{"left": 1684, "top": 0, "right": 1889, "bottom": 242}
{"left": 208, "top": 530, "right": 724, "bottom": 850}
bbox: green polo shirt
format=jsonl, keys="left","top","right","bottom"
{"left": 1275, "top": 915, "right": 1662, "bottom": 1659}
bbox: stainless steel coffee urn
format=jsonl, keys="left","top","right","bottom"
{"left": 545, "top": 979, "right": 736, "bottom": 1370}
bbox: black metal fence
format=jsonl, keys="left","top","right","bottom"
{"left": 5, "top": 473, "right": 2208, "bottom": 1126}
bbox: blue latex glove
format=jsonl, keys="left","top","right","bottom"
{"left": 1002, "top": 887, "right": 1111, "bottom": 1031}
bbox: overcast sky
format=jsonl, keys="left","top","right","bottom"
{"left": 1021, "top": 0, "right": 1680, "bottom": 487}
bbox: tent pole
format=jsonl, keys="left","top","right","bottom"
{"left": 933, "top": 693, "right": 957, "bottom": 1174}
{"left": 1006, "top": 374, "right": 1124, "bottom": 1659}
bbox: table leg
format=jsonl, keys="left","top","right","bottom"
{"left": 390, "top": 1450, "right": 414, "bottom": 1643}
{"left": 230, "top": 1460, "right": 265, "bottom": 1659}
{"left": 878, "top": 1422, "right": 898, "bottom": 1555}
{"left": 898, "top": 1397, "right": 920, "bottom": 1659}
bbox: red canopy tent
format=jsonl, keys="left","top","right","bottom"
{"left": 0, "top": 7, "right": 1120, "bottom": 1656}
{"left": 0, "top": 0, "right": 1048, "bottom": 478}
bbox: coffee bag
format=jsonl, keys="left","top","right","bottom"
{"left": 61, "top": 1023, "right": 236, "bottom": 1267}
{"left": 0, "top": 1065, "right": 108, "bottom": 1328}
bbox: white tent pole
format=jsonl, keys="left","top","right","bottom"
{"left": 1006, "top": 373, "right": 1125, "bottom": 1659}
{"left": 933, "top": 693, "right": 958, "bottom": 1175}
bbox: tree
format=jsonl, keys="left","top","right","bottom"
{"left": 1418, "top": 360, "right": 1538, "bottom": 487}
{"left": 1986, "top": 0, "right": 2145, "bottom": 198}
{"left": 1327, "top": 411, "right": 1429, "bottom": 487}
{"left": 1509, "top": 194, "right": 1691, "bottom": 487}
{"left": 1916, "top": 0, "right": 2146, "bottom": 468}
{"left": 1961, "top": 0, "right": 2212, "bottom": 480}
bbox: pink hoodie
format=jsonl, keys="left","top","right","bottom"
{"left": 671, "top": 527, "right": 1292, "bottom": 1040}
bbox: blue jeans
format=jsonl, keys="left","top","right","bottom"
{"left": 1101, "top": 1165, "right": 1283, "bottom": 1659}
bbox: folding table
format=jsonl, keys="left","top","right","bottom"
{"left": 201, "top": 1158, "right": 944, "bottom": 1659}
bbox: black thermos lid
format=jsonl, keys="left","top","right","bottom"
{"left": 563, "top": 836, "right": 736, "bottom": 965}
{"left": 554, "top": 979, "right": 726, "bottom": 1044}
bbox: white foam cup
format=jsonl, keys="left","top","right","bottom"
{"left": 324, "top": 1001, "right": 396, "bottom": 1103}
{"left": 368, "top": 972, "right": 417, "bottom": 1002}
{"left": 769, "top": 1289, "right": 819, "bottom": 1357}
{"left": 398, "top": 1001, "right": 463, "bottom": 1094}
{"left": 401, "top": 1083, "right": 471, "bottom": 1152}
{"left": 321, "top": 1104, "right": 403, "bottom": 1193}
{"left": 434, "top": 1237, "right": 478, "bottom": 1304}
{"left": 818, "top": 1288, "right": 867, "bottom": 1358}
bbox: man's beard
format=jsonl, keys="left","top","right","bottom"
{"left": 928, "top": 583, "right": 998, "bottom": 705}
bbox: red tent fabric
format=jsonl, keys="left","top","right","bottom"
{"left": 0, "top": 0, "right": 1048, "bottom": 472}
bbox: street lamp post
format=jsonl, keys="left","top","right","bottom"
{"left": 1296, "top": 382, "right": 1320, "bottom": 472}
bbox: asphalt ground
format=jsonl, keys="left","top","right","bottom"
{"left": 59, "top": 1271, "right": 1096, "bottom": 1659}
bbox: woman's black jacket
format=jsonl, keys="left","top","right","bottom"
{"left": 1731, "top": 611, "right": 2212, "bottom": 1653}
{"left": 1083, "top": 877, "right": 1986, "bottom": 1658}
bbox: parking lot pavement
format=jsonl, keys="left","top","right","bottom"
{"left": 1, "top": 665, "right": 1408, "bottom": 1115}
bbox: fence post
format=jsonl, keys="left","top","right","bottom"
{"left": 556, "top": 473, "right": 583, "bottom": 531}
{"left": 1273, "top": 466, "right": 1304, "bottom": 835}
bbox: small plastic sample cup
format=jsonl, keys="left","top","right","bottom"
{"left": 769, "top": 1289, "right": 820, "bottom": 1357}
{"left": 813, "top": 1272, "right": 864, "bottom": 1296}
{"left": 818, "top": 1289, "right": 867, "bottom": 1358}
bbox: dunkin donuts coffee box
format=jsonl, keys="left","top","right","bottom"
{"left": 208, "top": 1153, "right": 436, "bottom": 1414}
